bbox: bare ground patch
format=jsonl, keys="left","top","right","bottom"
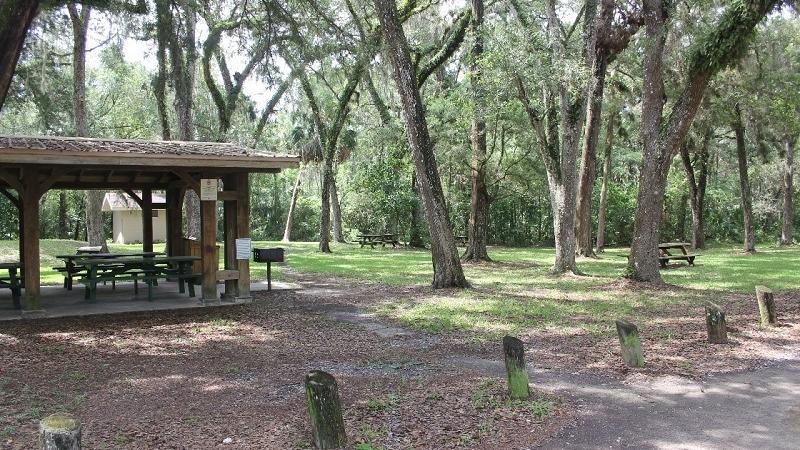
{"left": 0, "top": 289, "right": 570, "bottom": 449}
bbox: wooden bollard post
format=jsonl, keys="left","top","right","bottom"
{"left": 40, "top": 414, "right": 81, "bottom": 450}
{"left": 615, "top": 320, "right": 645, "bottom": 368}
{"left": 502, "top": 336, "right": 530, "bottom": 400}
{"left": 705, "top": 303, "right": 728, "bottom": 344}
{"left": 756, "top": 286, "right": 777, "bottom": 326}
{"left": 305, "top": 370, "right": 346, "bottom": 449}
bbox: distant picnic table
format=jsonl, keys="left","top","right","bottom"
{"left": 357, "top": 233, "right": 401, "bottom": 248}
{"left": 658, "top": 242, "right": 699, "bottom": 267}
{"left": 0, "top": 262, "right": 21, "bottom": 310}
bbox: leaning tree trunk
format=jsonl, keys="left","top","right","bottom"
{"left": 331, "top": 176, "right": 345, "bottom": 243}
{"left": 408, "top": 171, "right": 426, "bottom": 248}
{"left": 463, "top": 0, "right": 491, "bottom": 262}
{"left": 0, "top": 0, "right": 39, "bottom": 111}
{"left": 595, "top": 109, "right": 615, "bottom": 252}
{"left": 282, "top": 166, "right": 304, "bottom": 243}
{"left": 781, "top": 138, "right": 795, "bottom": 246}
{"left": 733, "top": 105, "right": 756, "bottom": 253}
{"left": 375, "top": 0, "right": 468, "bottom": 288}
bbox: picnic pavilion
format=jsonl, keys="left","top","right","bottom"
{"left": 0, "top": 135, "right": 299, "bottom": 311}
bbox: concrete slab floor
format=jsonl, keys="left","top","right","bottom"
{"left": 0, "top": 278, "right": 299, "bottom": 321}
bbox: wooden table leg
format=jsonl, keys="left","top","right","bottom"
{"left": 10, "top": 267, "right": 21, "bottom": 310}
{"left": 88, "top": 265, "right": 98, "bottom": 303}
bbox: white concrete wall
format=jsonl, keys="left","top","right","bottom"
{"left": 112, "top": 210, "right": 167, "bottom": 244}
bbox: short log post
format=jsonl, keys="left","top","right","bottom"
{"left": 615, "top": 320, "right": 645, "bottom": 368}
{"left": 705, "top": 303, "right": 728, "bottom": 344}
{"left": 755, "top": 286, "right": 776, "bottom": 326}
{"left": 502, "top": 335, "right": 530, "bottom": 400}
{"left": 305, "top": 370, "right": 346, "bottom": 449}
{"left": 40, "top": 413, "right": 81, "bottom": 450}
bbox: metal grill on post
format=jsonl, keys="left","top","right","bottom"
{"left": 252, "top": 248, "right": 284, "bottom": 291}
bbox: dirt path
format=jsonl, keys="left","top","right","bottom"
{"left": 289, "top": 274, "right": 800, "bottom": 449}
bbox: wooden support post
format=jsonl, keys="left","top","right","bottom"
{"left": 305, "top": 370, "right": 346, "bottom": 449}
{"left": 141, "top": 188, "right": 153, "bottom": 253}
{"left": 236, "top": 173, "right": 251, "bottom": 300}
{"left": 40, "top": 413, "right": 81, "bottom": 450}
{"left": 502, "top": 335, "right": 530, "bottom": 400}
{"left": 21, "top": 170, "right": 41, "bottom": 311}
{"left": 201, "top": 184, "right": 218, "bottom": 303}
{"left": 17, "top": 192, "right": 24, "bottom": 286}
{"left": 705, "top": 303, "right": 728, "bottom": 344}
{"left": 166, "top": 187, "right": 184, "bottom": 257}
{"left": 222, "top": 175, "right": 238, "bottom": 301}
{"left": 615, "top": 320, "right": 645, "bottom": 368}
{"left": 756, "top": 286, "right": 777, "bottom": 326}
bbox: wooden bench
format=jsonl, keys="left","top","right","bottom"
{"left": 0, "top": 262, "right": 21, "bottom": 309}
{"left": 659, "top": 254, "right": 698, "bottom": 268}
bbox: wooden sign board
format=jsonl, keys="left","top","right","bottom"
{"left": 236, "top": 238, "right": 252, "bottom": 260}
{"left": 200, "top": 179, "right": 218, "bottom": 201}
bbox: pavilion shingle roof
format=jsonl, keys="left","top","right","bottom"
{"left": 0, "top": 135, "right": 293, "bottom": 159}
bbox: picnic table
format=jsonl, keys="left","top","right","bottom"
{"left": 455, "top": 235, "right": 467, "bottom": 246}
{"left": 0, "top": 262, "right": 21, "bottom": 310}
{"left": 356, "top": 233, "right": 401, "bottom": 248}
{"left": 55, "top": 251, "right": 163, "bottom": 290}
{"left": 78, "top": 255, "right": 200, "bottom": 302}
{"left": 658, "top": 242, "right": 699, "bottom": 268}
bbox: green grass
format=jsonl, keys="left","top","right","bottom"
{"left": 2, "top": 239, "right": 798, "bottom": 338}
{"left": 2, "top": 238, "right": 797, "bottom": 293}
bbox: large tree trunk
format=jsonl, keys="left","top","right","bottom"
{"left": 462, "top": 0, "right": 491, "bottom": 262}
{"left": 282, "top": 166, "right": 303, "bottom": 243}
{"left": 153, "top": 26, "right": 171, "bottom": 140}
{"left": 627, "top": 0, "right": 777, "bottom": 281}
{"left": 156, "top": 0, "right": 199, "bottom": 238}
{"left": 733, "top": 105, "right": 756, "bottom": 253}
{"left": 595, "top": 110, "right": 615, "bottom": 252}
{"left": 0, "top": 0, "right": 39, "bottom": 111}
{"left": 374, "top": 0, "right": 467, "bottom": 288}
{"left": 781, "top": 138, "right": 795, "bottom": 246}
{"left": 575, "top": 0, "right": 614, "bottom": 258}
{"left": 627, "top": 0, "right": 669, "bottom": 282}
{"left": 319, "top": 161, "right": 333, "bottom": 252}
{"left": 69, "top": 4, "right": 107, "bottom": 252}
{"left": 330, "top": 176, "right": 345, "bottom": 243}
{"left": 546, "top": 0, "right": 582, "bottom": 274}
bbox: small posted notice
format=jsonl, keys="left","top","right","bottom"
{"left": 235, "top": 238, "right": 252, "bottom": 260}
{"left": 200, "top": 179, "right": 218, "bottom": 201}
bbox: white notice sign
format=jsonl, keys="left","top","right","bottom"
{"left": 200, "top": 179, "right": 218, "bottom": 201}
{"left": 236, "top": 238, "right": 252, "bottom": 260}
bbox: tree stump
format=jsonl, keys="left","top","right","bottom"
{"left": 502, "top": 335, "right": 530, "bottom": 400}
{"left": 756, "top": 286, "right": 777, "bottom": 326}
{"left": 40, "top": 414, "right": 81, "bottom": 450}
{"left": 615, "top": 320, "right": 645, "bottom": 368}
{"left": 705, "top": 303, "right": 728, "bottom": 344}
{"left": 305, "top": 370, "right": 346, "bottom": 449}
